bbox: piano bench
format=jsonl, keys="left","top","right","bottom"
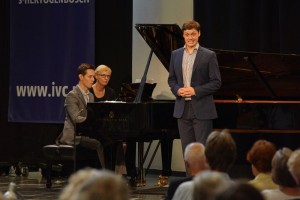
{"left": 42, "top": 144, "right": 74, "bottom": 188}
{"left": 42, "top": 144, "right": 100, "bottom": 188}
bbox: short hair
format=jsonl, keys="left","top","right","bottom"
{"left": 77, "top": 63, "right": 95, "bottom": 77}
{"left": 272, "top": 147, "right": 297, "bottom": 187}
{"left": 182, "top": 20, "right": 201, "bottom": 32}
{"left": 205, "top": 129, "right": 236, "bottom": 172}
{"left": 215, "top": 182, "right": 264, "bottom": 200}
{"left": 184, "top": 142, "right": 205, "bottom": 165}
{"left": 95, "top": 64, "right": 112, "bottom": 75}
{"left": 288, "top": 149, "right": 300, "bottom": 185}
{"left": 59, "top": 168, "right": 129, "bottom": 200}
{"left": 59, "top": 168, "right": 99, "bottom": 200}
{"left": 246, "top": 140, "right": 276, "bottom": 173}
{"left": 193, "top": 170, "right": 230, "bottom": 200}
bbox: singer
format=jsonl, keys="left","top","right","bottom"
{"left": 59, "top": 63, "right": 105, "bottom": 168}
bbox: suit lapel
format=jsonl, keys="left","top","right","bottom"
{"left": 75, "top": 86, "right": 87, "bottom": 107}
{"left": 192, "top": 46, "right": 204, "bottom": 73}
{"left": 178, "top": 48, "right": 184, "bottom": 83}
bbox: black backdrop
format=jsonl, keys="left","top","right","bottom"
{"left": 194, "top": 0, "right": 300, "bottom": 54}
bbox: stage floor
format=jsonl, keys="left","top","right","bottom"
{"left": 0, "top": 169, "right": 169, "bottom": 200}
{"left": 0, "top": 164, "right": 251, "bottom": 200}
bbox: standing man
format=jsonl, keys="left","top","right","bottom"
{"left": 59, "top": 63, "right": 105, "bottom": 168}
{"left": 168, "top": 20, "right": 221, "bottom": 154}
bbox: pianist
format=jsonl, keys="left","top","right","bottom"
{"left": 59, "top": 63, "right": 105, "bottom": 168}
{"left": 168, "top": 20, "right": 222, "bottom": 155}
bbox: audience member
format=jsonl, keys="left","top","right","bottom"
{"left": 59, "top": 168, "right": 129, "bottom": 200}
{"left": 193, "top": 170, "right": 230, "bottom": 200}
{"left": 59, "top": 168, "right": 99, "bottom": 200}
{"left": 288, "top": 149, "right": 300, "bottom": 185}
{"left": 165, "top": 142, "right": 207, "bottom": 200}
{"left": 172, "top": 129, "right": 236, "bottom": 200}
{"left": 246, "top": 139, "right": 278, "bottom": 190}
{"left": 215, "top": 182, "right": 265, "bottom": 200}
{"left": 262, "top": 147, "right": 300, "bottom": 200}
{"left": 204, "top": 129, "right": 236, "bottom": 173}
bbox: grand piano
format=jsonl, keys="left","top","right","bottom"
{"left": 84, "top": 24, "right": 300, "bottom": 184}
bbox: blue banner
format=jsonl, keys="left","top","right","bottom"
{"left": 9, "top": 0, "right": 95, "bottom": 123}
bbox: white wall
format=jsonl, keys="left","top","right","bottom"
{"left": 133, "top": 0, "right": 193, "bottom": 172}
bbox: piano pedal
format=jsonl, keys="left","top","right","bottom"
{"left": 157, "top": 175, "right": 168, "bottom": 187}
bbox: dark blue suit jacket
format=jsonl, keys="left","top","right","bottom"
{"left": 168, "top": 46, "right": 221, "bottom": 120}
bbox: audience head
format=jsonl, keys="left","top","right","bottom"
{"left": 59, "top": 168, "right": 98, "bottom": 200}
{"left": 193, "top": 170, "right": 230, "bottom": 200}
{"left": 288, "top": 149, "right": 300, "bottom": 185}
{"left": 205, "top": 129, "right": 237, "bottom": 172}
{"left": 246, "top": 139, "right": 276, "bottom": 175}
{"left": 215, "top": 182, "right": 264, "bottom": 200}
{"left": 184, "top": 142, "right": 207, "bottom": 176}
{"left": 59, "top": 168, "right": 129, "bottom": 200}
{"left": 272, "top": 147, "right": 298, "bottom": 187}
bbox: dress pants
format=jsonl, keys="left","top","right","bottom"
{"left": 177, "top": 101, "right": 212, "bottom": 153}
{"left": 79, "top": 136, "right": 105, "bottom": 168}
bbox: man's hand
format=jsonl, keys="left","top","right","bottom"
{"left": 177, "top": 86, "right": 195, "bottom": 97}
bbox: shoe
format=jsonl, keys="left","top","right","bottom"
{"left": 128, "top": 177, "right": 137, "bottom": 187}
{"left": 157, "top": 175, "right": 168, "bottom": 187}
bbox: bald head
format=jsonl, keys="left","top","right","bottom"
{"left": 184, "top": 142, "right": 207, "bottom": 176}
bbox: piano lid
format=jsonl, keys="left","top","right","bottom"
{"left": 135, "top": 24, "right": 184, "bottom": 71}
{"left": 213, "top": 49, "right": 300, "bottom": 100}
{"left": 135, "top": 24, "right": 300, "bottom": 100}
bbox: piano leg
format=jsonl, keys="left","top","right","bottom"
{"left": 136, "top": 141, "right": 146, "bottom": 187}
{"left": 161, "top": 137, "right": 173, "bottom": 176}
{"left": 158, "top": 132, "right": 174, "bottom": 186}
{"left": 125, "top": 139, "right": 138, "bottom": 186}
{"left": 124, "top": 139, "right": 147, "bottom": 187}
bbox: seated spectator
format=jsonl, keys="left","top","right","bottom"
{"left": 215, "top": 182, "right": 264, "bottom": 200}
{"left": 193, "top": 170, "right": 230, "bottom": 200}
{"left": 288, "top": 149, "right": 300, "bottom": 185}
{"left": 59, "top": 168, "right": 129, "bottom": 200}
{"left": 172, "top": 129, "right": 237, "bottom": 200}
{"left": 165, "top": 142, "right": 207, "bottom": 200}
{"left": 262, "top": 148, "right": 300, "bottom": 200}
{"left": 246, "top": 139, "right": 278, "bottom": 190}
{"left": 204, "top": 129, "right": 237, "bottom": 174}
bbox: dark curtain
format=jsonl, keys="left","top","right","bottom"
{"left": 95, "top": 1, "right": 132, "bottom": 95}
{"left": 194, "top": 0, "right": 300, "bottom": 54}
